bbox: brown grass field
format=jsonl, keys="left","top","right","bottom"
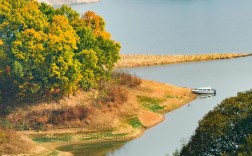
{"left": 1, "top": 72, "right": 195, "bottom": 155}
{"left": 116, "top": 53, "right": 252, "bottom": 68}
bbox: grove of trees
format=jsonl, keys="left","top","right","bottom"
{"left": 180, "top": 90, "right": 252, "bottom": 156}
{"left": 0, "top": 0, "right": 121, "bottom": 105}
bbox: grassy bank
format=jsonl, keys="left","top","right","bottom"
{"left": 0, "top": 72, "right": 196, "bottom": 155}
{"left": 116, "top": 53, "right": 252, "bottom": 68}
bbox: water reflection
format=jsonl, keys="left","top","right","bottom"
{"left": 57, "top": 141, "right": 126, "bottom": 156}
{"left": 197, "top": 94, "right": 216, "bottom": 100}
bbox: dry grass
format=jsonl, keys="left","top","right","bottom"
{"left": 112, "top": 71, "right": 142, "bottom": 88}
{"left": 1, "top": 75, "right": 196, "bottom": 155}
{"left": 3, "top": 72, "right": 143, "bottom": 131}
{"left": 116, "top": 53, "right": 252, "bottom": 68}
{"left": 0, "top": 129, "right": 32, "bottom": 155}
{"left": 95, "top": 71, "right": 142, "bottom": 105}
{"left": 96, "top": 81, "right": 128, "bottom": 105}
{"left": 6, "top": 105, "right": 88, "bottom": 130}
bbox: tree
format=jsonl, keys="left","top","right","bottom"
{"left": 180, "top": 90, "right": 252, "bottom": 156}
{"left": 0, "top": 0, "right": 121, "bottom": 104}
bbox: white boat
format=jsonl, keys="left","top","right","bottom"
{"left": 192, "top": 87, "right": 216, "bottom": 94}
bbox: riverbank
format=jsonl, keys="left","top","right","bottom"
{"left": 37, "top": 0, "right": 99, "bottom": 5}
{"left": 116, "top": 53, "right": 252, "bottom": 68}
{"left": 11, "top": 79, "right": 195, "bottom": 155}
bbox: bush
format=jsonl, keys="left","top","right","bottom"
{"left": 7, "top": 105, "right": 88, "bottom": 130}
{"left": 180, "top": 90, "right": 252, "bottom": 155}
{"left": 97, "top": 81, "right": 128, "bottom": 105}
{"left": 112, "top": 71, "right": 142, "bottom": 88}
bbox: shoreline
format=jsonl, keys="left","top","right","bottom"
{"left": 7, "top": 52, "right": 249, "bottom": 155}
{"left": 18, "top": 79, "right": 196, "bottom": 155}
{"left": 116, "top": 53, "right": 252, "bottom": 68}
{"left": 37, "top": 0, "right": 99, "bottom": 5}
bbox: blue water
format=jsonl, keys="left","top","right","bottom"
{"left": 57, "top": 0, "right": 252, "bottom": 155}
{"left": 71, "top": 0, "right": 252, "bottom": 54}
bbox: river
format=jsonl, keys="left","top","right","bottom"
{"left": 57, "top": 0, "right": 252, "bottom": 155}
{"left": 69, "top": 0, "right": 252, "bottom": 54}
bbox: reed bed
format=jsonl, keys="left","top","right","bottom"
{"left": 116, "top": 53, "right": 252, "bottom": 68}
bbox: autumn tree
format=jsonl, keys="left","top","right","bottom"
{"left": 0, "top": 0, "right": 121, "bottom": 104}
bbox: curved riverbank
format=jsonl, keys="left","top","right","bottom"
{"left": 16, "top": 79, "right": 195, "bottom": 155}
{"left": 116, "top": 53, "right": 252, "bottom": 68}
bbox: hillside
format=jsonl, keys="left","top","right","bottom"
{"left": 0, "top": 74, "right": 196, "bottom": 155}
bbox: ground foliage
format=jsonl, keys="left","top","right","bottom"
{"left": 0, "top": 0, "right": 120, "bottom": 106}
{"left": 180, "top": 90, "right": 252, "bottom": 156}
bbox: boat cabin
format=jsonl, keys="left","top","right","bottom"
{"left": 192, "top": 87, "right": 216, "bottom": 94}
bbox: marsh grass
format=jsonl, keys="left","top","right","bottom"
{"left": 32, "top": 135, "right": 72, "bottom": 143}
{"left": 82, "top": 131, "right": 128, "bottom": 140}
{"left": 165, "top": 94, "right": 176, "bottom": 98}
{"left": 138, "top": 96, "right": 165, "bottom": 112}
{"left": 128, "top": 117, "right": 143, "bottom": 128}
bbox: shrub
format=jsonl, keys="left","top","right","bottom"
{"left": 7, "top": 105, "right": 88, "bottom": 130}
{"left": 97, "top": 81, "right": 128, "bottom": 105}
{"left": 112, "top": 71, "right": 142, "bottom": 88}
{"left": 180, "top": 90, "right": 252, "bottom": 155}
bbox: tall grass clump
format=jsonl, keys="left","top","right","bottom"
{"left": 0, "top": 129, "right": 30, "bottom": 155}
{"left": 96, "top": 81, "right": 128, "bottom": 104}
{"left": 6, "top": 105, "right": 88, "bottom": 130}
{"left": 112, "top": 71, "right": 142, "bottom": 88}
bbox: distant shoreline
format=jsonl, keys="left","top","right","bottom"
{"left": 116, "top": 53, "right": 252, "bottom": 68}
{"left": 37, "top": 0, "right": 99, "bottom": 5}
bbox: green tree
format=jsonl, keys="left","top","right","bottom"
{"left": 180, "top": 90, "right": 252, "bottom": 156}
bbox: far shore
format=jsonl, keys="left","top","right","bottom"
{"left": 116, "top": 53, "right": 252, "bottom": 68}
{"left": 37, "top": 0, "right": 99, "bottom": 5}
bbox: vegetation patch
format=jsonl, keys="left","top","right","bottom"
{"left": 112, "top": 71, "right": 142, "bottom": 88}
{"left": 32, "top": 135, "right": 72, "bottom": 143}
{"left": 82, "top": 131, "right": 128, "bottom": 140}
{"left": 6, "top": 105, "right": 88, "bottom": 131}
{"left": 96, "top": 81, "right": 128, "bottom": 105}
{"left": 138, "top": 96, "right": 165, "bottom": 112}
{"left": 128, "top": 117, "right": 143, "bottom": 128}
{"left": 165, "top": 94, "right": 176, "bottom": 98}
{"left": 180, "top": 90, "right": 252, "bottom": 155}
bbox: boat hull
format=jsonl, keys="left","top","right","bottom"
{"left": 192, "top": 87, "right": 216, "bottom": 94}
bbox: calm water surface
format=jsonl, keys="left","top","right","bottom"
{"left": 58, "top": 0, "right": 252, "bottom": 155}
{"left": 58, "top": 57, "right": 252, "bottom": 156}
{"left": 70, "top": 0, "right": 252, "bottom": 54}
